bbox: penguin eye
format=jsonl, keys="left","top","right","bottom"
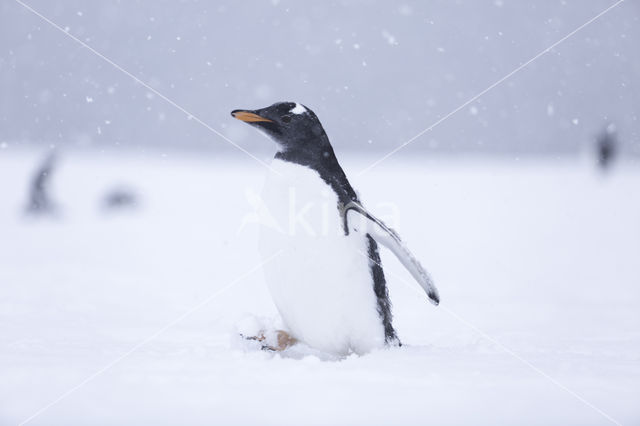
{"left": 281, "top": 115, "right": 292, "bottom": 123}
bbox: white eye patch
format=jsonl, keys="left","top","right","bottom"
{"left": 290, "top": 103, "right": 307, "bottom": 115}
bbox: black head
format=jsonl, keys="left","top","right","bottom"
{"left": 231, "top": 101, "right": 358, "bottom": 204}
{"left": 231, "top": 102, "right": 333, "bottom": 159}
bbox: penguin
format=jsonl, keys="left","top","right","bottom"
{"left": 596, "top": 123, "right": 617, "bottom": 172}
{"left": 231, "top": 102, "right": 439, "bottom": 355}
{"left": 25, "top": 151, "right": 57, "bottom": 215}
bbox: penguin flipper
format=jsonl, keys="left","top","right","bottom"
{"left": 342, "top": 201, "right": 440, "bottom": 306}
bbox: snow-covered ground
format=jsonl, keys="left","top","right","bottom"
{"left": 1, "top": 150, "right": 639, "bottom": 425}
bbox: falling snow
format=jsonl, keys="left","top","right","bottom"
{"left": 0, "top": 1, "right": 639, "bottom": 424}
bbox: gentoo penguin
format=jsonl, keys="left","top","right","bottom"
{"left": 26, "top": 151, "right": 57, "bottom": 215}
{"left": 232, "top": 102, "right": 439, "bottom": 355}
{"left": 596, "top": 123, "right": 617, "bottom": 172}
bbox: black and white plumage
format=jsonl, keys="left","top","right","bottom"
{"left": 232, "top": 102, "right": 439, "bottom": 355}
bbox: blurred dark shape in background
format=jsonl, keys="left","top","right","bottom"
{"left": 25, "top": 151, "right": 58, "bottom": 215}
{"left": 597, "top": 123, "right": 617, "bottom": 172}
{"left": 102, "top": 186, "right": 139, "bottom": 211}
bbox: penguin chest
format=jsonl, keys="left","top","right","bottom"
{"left": 258, "top": 159, "right": 385, "bottom": 355}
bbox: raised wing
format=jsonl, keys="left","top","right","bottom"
{"left": 342, "top": 201, "right": 440, "bottom": 306}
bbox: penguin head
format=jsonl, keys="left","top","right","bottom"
{"left": 231, "top": 102, "right": 331, "bottom": 156}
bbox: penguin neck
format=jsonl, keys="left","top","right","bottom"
{"left": 275, "top": 146, "right": 359, "bottom": 206}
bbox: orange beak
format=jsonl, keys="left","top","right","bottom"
{"left": 231, "top": 110, "right": 273, "bottom": 123}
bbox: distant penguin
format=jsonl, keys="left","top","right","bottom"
{"left": 597, "top": 123, "right": 617, "bottom": 172}
{"left": 232, "top": 102, "right": 439, "bottom": 355}
{"left": 102, "top": 186, "right": 138, "bottom": 211}
{"left": 25, "top": 151, "right": 57, "bottom": 215}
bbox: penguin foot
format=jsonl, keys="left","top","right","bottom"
{"left": 241, "top": 330, "right": 297, "bottom": 351}
{"left": 272, "top": 330, "right": 298, "bottom": 351}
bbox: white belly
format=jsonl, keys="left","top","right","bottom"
{"left": 259, "top": 158, "right": 385, "bottom": 355}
